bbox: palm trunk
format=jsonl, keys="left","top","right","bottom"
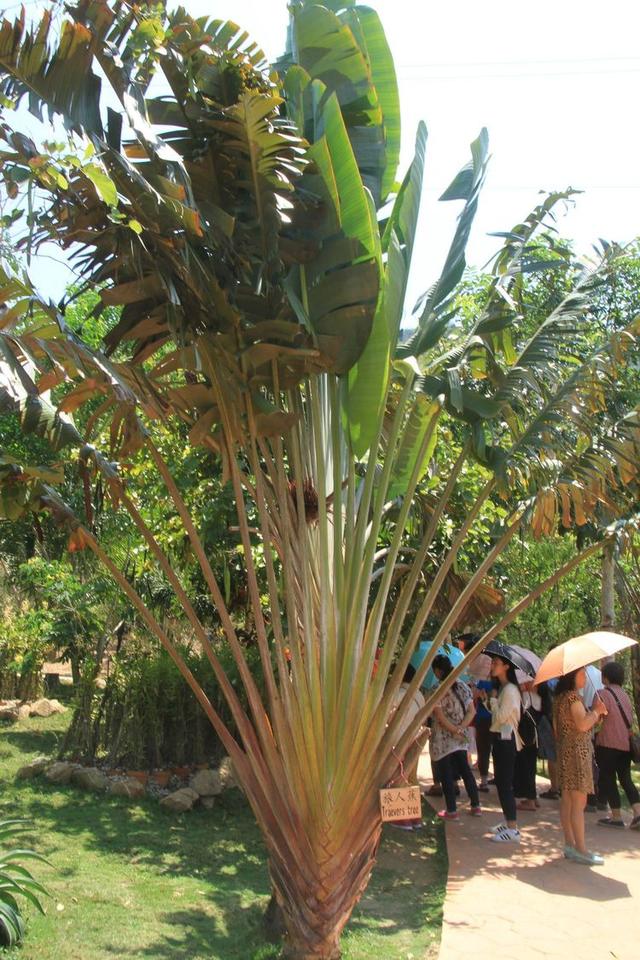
{"left": 614, "top": 562, "right": 640, "bottom": 724}
{"left": 271, "top": 826, "right": 382, "bottom": 960}
{"left": 600, "top": 544, "right": 616, "bottom": 630}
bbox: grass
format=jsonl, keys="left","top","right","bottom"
{"left": 0, "top": 715, "right": 446, "bottom": 959}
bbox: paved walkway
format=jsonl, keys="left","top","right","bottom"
{"left": 417, "top": 758, "right": 639, "bottom": 960}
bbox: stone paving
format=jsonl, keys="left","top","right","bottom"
{"left": 417, "top": 758, "right": 640, "bottom": 960}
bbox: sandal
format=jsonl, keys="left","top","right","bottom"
{"left": 597, "top": 817, "right": 624, "bottom": 827}
{"left": 570, "top": 849, "right": 605, "bottom": 866}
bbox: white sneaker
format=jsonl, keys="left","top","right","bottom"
{"left": 490, "top": 826, "right": 521, "bottom": 843}
{"left": 489, "top": 822, "right": 507, "bottom": 834}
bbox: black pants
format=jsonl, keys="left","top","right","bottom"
{"left": 475, "top": 714, "right": 492, "bottom": 779}
{"left": 492, "top": 733, "right": 517, "bottom": 822}
{"left": 436, "top": 750, "right": 480, "bottom": 813}
{"left": 513, "top": 743, "right": 537, "bottom": 800}
{"left": 595, "top": 745, "right": 640, "bottom": 810}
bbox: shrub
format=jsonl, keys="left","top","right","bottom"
{"left": 0, "top": 820, "right": 50, "bottom": 948}
{"left": 67, "top": 637, "right": 265, "bottom": 769}
{"left": 0, "top": 604, "right": 47, "bottom": 701}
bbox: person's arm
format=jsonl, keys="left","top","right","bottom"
{"left": 570, "top": 695, "right": 607, "bottom": 732}
{"left": 459, "top": 701, "right": 475, "bottom": 731}
{"left": 433, "top": 703, "right": 464, "bottom": 737}
{"left": 449, "top": 700, "right": 476, "bottom": 737}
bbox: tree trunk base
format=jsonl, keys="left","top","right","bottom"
{"left": 282, "top": 942, "right": 341, "bottom": 960}
{"left": 263, "top": 892, "right": 286, "bottom": 943}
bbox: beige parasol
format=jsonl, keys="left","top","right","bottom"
{"left": 534, "top": 631, "right": 637, "bottom": 684}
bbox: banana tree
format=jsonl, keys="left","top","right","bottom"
{"left": 1, "top": 2, "right": 640, "bottom": 958}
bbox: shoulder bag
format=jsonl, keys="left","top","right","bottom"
{"left": 607, "top": 687, "right": 640, "bottom": 764}
{"left": 518, "top": 705, "right": 538, "bottom": 748}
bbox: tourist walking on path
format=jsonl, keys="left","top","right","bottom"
{"left": 554, "top": 667, "right": 608, "bottom": 864}
{"left": 595, "top": 660, "right": 640, "bottom": 829}
{"left": 430, "top": 655, "right": 481, "bottom": 821}
{"left": 480, "top": 654, "right": 523, "bottom": 843}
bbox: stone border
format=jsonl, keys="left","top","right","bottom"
{"left": 15, "top": 756, "right": 240, "bottom": 812}
{"left": 0, "top": 698, "right": 67, "bottom": 722}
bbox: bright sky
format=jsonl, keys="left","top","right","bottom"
{"left": 23, "top": 0, "right": 640, "bottom": 310}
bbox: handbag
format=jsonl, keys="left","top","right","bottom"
{"left": 607, "top": 687, "right": 640, "bottom": 764}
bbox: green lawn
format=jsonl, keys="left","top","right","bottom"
{"left": 0, "top": 715, "right": 446, "bottom": 959}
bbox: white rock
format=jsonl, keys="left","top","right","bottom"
{"left": 218, "top": 756, "right": 240, "bottom": 790}
{"left": 47, "top": 699, "right": 67, "bottom": 714}
{"left": 160, "top": 787, "right": 199, "bottom": 813}
{"left": 45, "top": 761, "right": 77, "bottom": 784}
{"left": 109, "top": 778, "right": 146, "bottom": 800}
{"left": 71, "top": 768, "right": 109, "bottom": 791}
{"left": 0, "top": 706, "right": 19, "bottom": 722}
{"left": 190, "top": 769, "right": 223, "bottom": 797}
{"left": 29, "top": 699, "right": 56, "bottom": 718}
{"left": 16, "top": 757, "right": 50, "bottom": 780}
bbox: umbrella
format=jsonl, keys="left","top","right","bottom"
{"left": 468, "top": 652, "right": 492, "bottom": 681}
{"left": 484, "top": 640, "right": 536, "bottom": 677}
{"left": 410, "top": 640, "right": 465, "bottom": 690}
{"left": 511, "top": 644, "right": 542, "bottom": 685}
{"left": 534, "top": 631, "right": 637, "bottom": 685}
{"left": 583, "top": 664, "right": 604, "bottom": 707}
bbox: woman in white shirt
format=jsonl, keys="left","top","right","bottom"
{"left": 479, "top": 655, "right": 522, "bottom": 843}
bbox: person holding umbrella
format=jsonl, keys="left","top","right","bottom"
{"left": 479, "top": 641, "right": 535, "bottom": 843}
{"left": 552, "top": 668, "right": 608, "bottom": 864}
{"left": 535, "top": 630, "right": 637, "bottom": 864}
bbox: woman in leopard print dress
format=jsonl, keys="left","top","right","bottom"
{"left": 553, "top": 667, "right": 607, "bottom": 864}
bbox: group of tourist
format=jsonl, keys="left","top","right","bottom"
{"left": 408, "top": 639, "right": 640, "bottom": 865}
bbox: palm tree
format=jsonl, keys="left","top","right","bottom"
{"left": 1, "top": 2, "right": 639, "bottom": 957}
